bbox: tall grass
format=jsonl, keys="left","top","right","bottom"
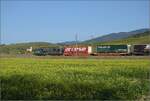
{"left": 0, "top": 58, "right": 150, "bottom": 100}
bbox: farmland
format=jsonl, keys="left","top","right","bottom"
{"left": 0, "top": 57, "right": 150, "bottom": 100}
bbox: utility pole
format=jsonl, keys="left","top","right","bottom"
{"left": 75, "top": 33, "right": 78, "bottom": 56}
{"left": 90, "top": 35, "right": 96, "bottom": 55}
{"left": 90, "top": 35, "right": 94, "bottom": 46}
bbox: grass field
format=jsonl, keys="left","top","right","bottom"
{"left": 0, "top": 58, "right": 150, "bottom": 100}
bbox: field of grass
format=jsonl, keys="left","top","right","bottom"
{"left": 0, "top": 58, "right": 150, "bottom": 100}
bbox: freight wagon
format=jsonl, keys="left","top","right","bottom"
{"left": 133, "top": 44, "right": 150, "bottom": 55}
{"left": 33, "top": 47, "right": 64, "bottom": 56}
{"left": 94, "top": 45, "right": 131, "bottom": 56}
{"left": 46, "top": 48, "right": 64, "bottom": 55}
{"left": 33, "top": 48, "right": 47, "bottom": 56}
{"left": 64, "top": 46, "right": 92, "bottom": 56}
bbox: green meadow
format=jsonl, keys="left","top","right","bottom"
{"left": 0, "top": 58, "right": 150, "bottom": 100}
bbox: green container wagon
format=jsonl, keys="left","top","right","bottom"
{"left": 96, "top": 45, "right": 128, "bottom": 53}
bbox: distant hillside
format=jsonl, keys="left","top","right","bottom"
{"left": 95, "top": 31, "right": 150, "bottom": 45}
{"left": 57, "top": 41, "right": 80, "bottom": 45}
{"left": 1, "top": 28, "right": 149, "bottom": 55}
{"left": 84, "top": 28, "right": 149, "bottom": 43}
{"left": 0, "top": 42, "right": 61, "bottom": 54}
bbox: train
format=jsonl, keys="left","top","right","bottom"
{"left": 33, "top": 44, "right": 150, "bottom": 56}
{"left": 33, "top": 47, "right": 64, "bottom": 56}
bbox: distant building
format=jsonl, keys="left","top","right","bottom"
{"left": 26, "top": 47, "right": 32, "bottom": 52}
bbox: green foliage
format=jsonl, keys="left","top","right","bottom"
{"left": 0, "top": 58, "right": 150, "bottom": 100}
{"left": 130, "top": 31, "right": 150, "bottom": 38}
{"left": 0, "top": 42, "right": 61, "bottom": 55}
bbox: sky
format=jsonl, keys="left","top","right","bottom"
{"left": 1, "top": 0, "right": 150, "bottom": 44}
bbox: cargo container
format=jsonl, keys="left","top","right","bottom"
{"left": 133, "top": 44, "right": 147, "bottom": 55}
{"left": 33, "top": 48, "right": 47, "bottom": 56}
{"left": 96, "top": 45, "right": 129, "bottom": 55}
{"left": 96, "top": 45, "right": 128, "bottom": 53}
{"left": 33, "top": 47, "right": 64, "bottom": 56}
{"left": 46, "top": 47, "right": 64, "bottom": 55}
{"left": 64, "top": 46, "right": 92, "bottom": 56}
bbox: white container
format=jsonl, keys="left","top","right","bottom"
{"left": 88, "top": 46, "right": 92, "bottom": 54}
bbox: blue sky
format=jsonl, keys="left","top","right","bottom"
{"left": 1, "top": 0, "right": 149, "bottom": 44}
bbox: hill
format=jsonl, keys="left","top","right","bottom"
{"left": 57, "top": 41, "right": 80, "bottom": 45}
{"left": 0, "top": 42, "right": 61, "bottom": 54}
{"left": 84, "top": 28, "right": 149, "bottom": 43}
{"left": 94, "top": 31, "right": 150, "bottom": 45}
{"left": 0, "top": 28, "right": 149, "bottom": 55}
